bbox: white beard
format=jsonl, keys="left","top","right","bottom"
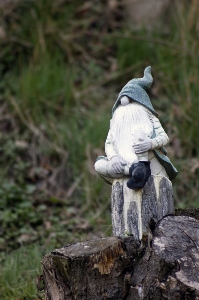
{"left": 110, "top": 103, "right": 154, "bottom": 164}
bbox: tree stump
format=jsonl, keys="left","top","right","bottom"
{"left": 111, "top": 175, "right": 174, "bottom": 240}
{"left": 41, "top": 215, "right": 199, "bottom": 300}
{"left": 42, "top": 237, "right": 140, "bottom": 300}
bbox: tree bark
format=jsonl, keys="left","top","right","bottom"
{"left": 111, "top": 175, "right": 174, "bottom": 240}
{"left": 41, "top": 215, "right": 199, "bottom": 300}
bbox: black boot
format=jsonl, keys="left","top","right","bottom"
{"left": 127, "top": 161, "right": 151, "bottom": 190}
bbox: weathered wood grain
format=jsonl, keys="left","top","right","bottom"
{"left": 111, "top": 175, "right": 174, "bottom": 240}
{"left": 42, "top": 236, "right": 140, "bottom": 300}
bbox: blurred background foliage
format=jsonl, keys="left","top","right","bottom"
{"left": 0, "top": 0, "right": 199, "bottom": 298}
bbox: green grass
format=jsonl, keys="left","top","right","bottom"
{"left": 0, "top": 245, "right": 43, "bottom": 300}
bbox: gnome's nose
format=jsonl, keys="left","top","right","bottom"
{"left": 121, "top": 96, "right": 130, "bottom": 106}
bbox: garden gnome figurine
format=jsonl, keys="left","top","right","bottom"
{"left": 95, "top": 66, "right": 177, "bottom": 240}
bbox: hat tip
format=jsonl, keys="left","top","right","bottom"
{"left": 144, "top": 66, "right": 152, "bottom": 73}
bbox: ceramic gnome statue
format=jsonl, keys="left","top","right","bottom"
{"left": 95, "top": 66, "right": 178, "bottom": 240}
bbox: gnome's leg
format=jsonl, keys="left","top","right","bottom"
{"left": 94, "top": 158, "right": 127, "bottom": 178}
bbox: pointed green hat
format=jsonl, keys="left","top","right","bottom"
{"left": 112, "top": 66, "right": 158, "bottom": 117}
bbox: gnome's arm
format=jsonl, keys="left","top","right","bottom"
{"left": 105, "top": 130, "right": 118, "bottom": 160}
{"left": 151, "top": 116, "right": 169, "bottom": 149}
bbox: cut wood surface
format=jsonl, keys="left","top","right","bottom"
{"left": 42, "top": 215, "right": 199, "bottom": 300}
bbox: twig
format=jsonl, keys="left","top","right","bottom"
{"left": 66, "top": 174, "right": 83, "bottom": 198}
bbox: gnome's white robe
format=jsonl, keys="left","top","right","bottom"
{"left": 95, "top": 103, "right": 169, "bottom": 179}
{"left": 105, "top": 114, "right": 169, "bottom": 177}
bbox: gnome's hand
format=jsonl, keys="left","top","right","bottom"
{"left": 110, "top": 156, "right": 126, "bottom": 173}
{"left": 133, "top": 137, "right": 152, "bottom": 154}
